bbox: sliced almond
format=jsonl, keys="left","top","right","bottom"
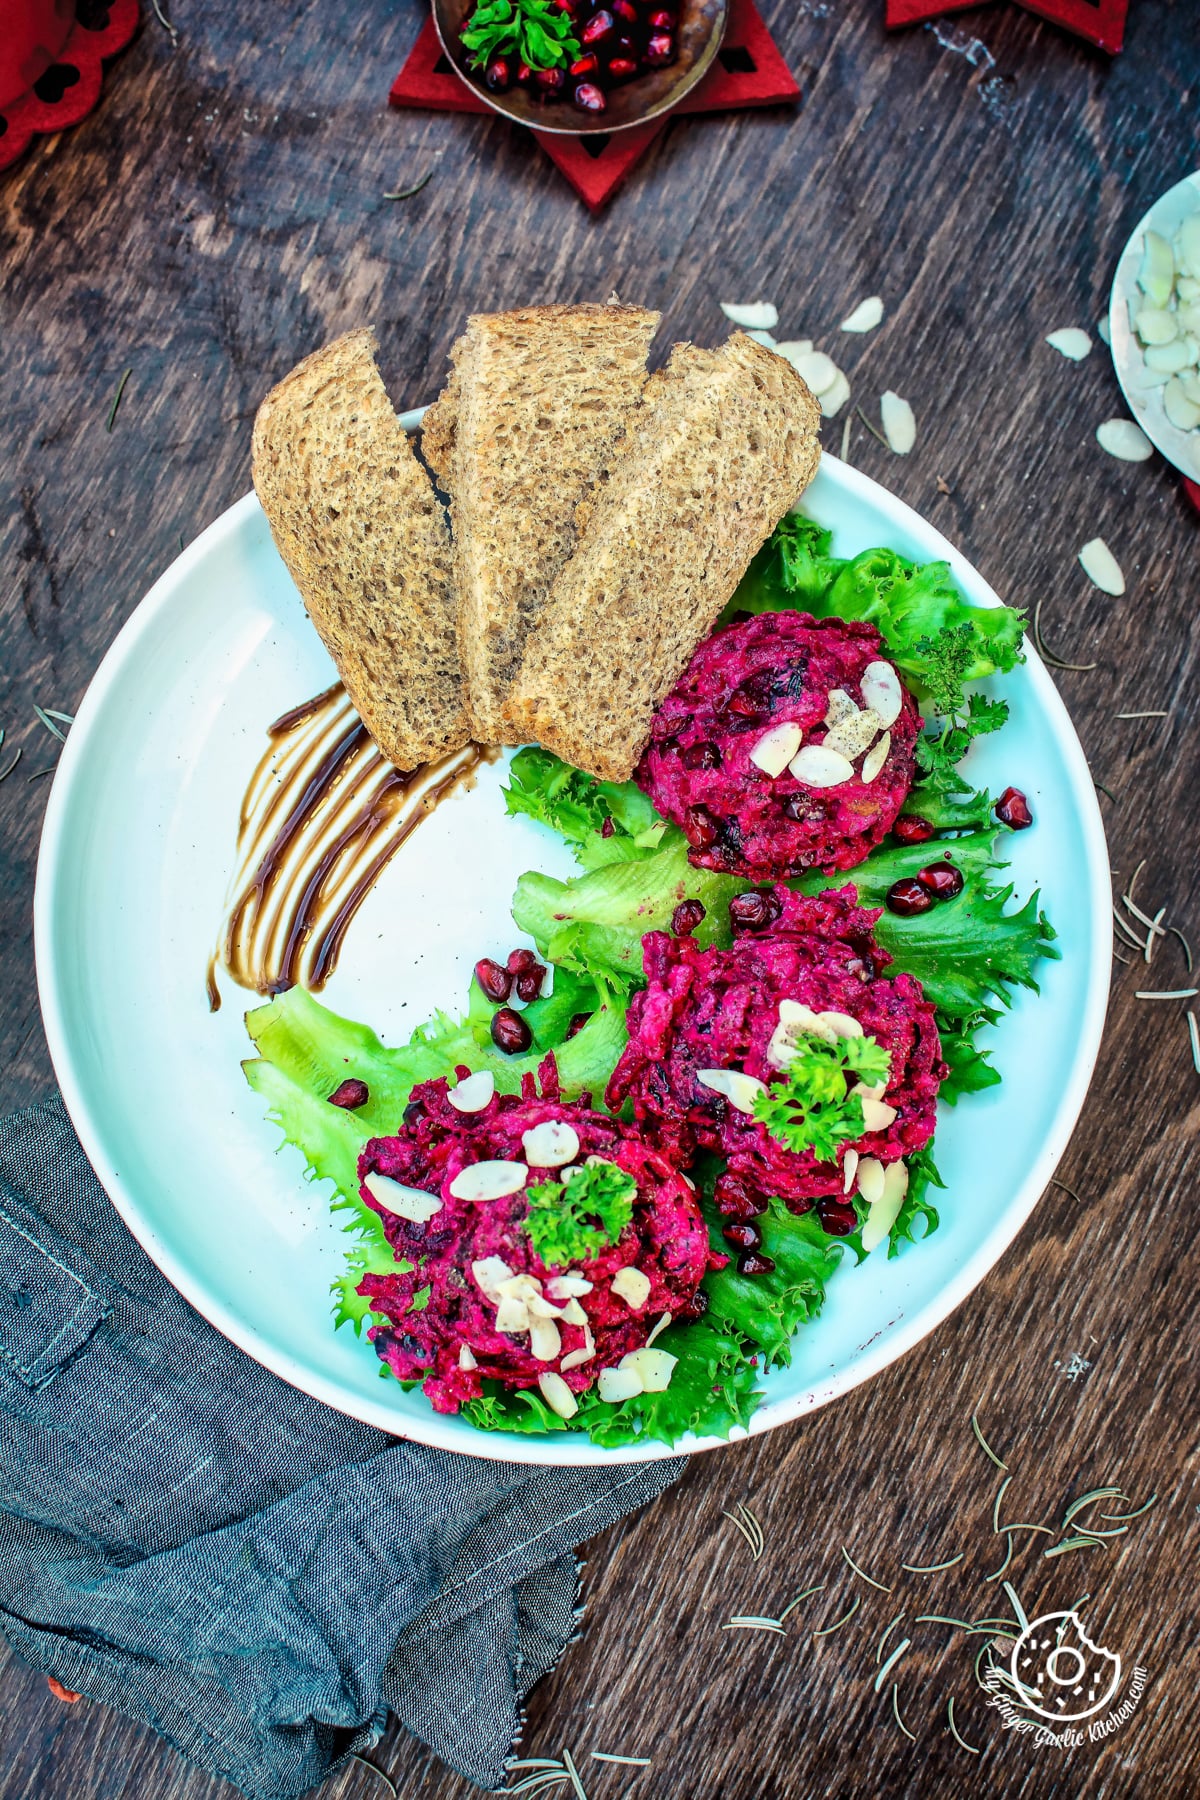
{"left": 1096, "top": 315, "right": 1111, "bottom": 345}
{"left": 720, "top": 301, "right": 779, "bottom": 330}
{"left": 527, "top": 1294, "right": 568, "bottom": 1320}
{"left": 861, "top": 1160, "right": 910, "bottom": 1253}
{"left": 1144, "top": 337, "right": 1198, "bottom": 374}
{"left": 818, "top": 1009, "right": 863, "bottom": 1039}
{"left": 620, "top": 1347, "right": 678, "bottom": 1392}
{"left": 449, "top": 1159, "right": 528, "bottom": 1202}
{"left": 611, "top": 1266, "right": 652, "bottom": 1309}
{"left": 749, "top": 720, "right": 804, "bottom": 778}
{"left": 842, "top": 1148, "right": 859, "bottom": 1196}
{"left": 545, "top": 1273, "right": 593, "bottom": 1299}
{"left": 1178, "top": 215, "right": 1200, "bottom": 281}
{"left": 696, "top": 1068, "right": 767, "bottom": 1114}
{"left": 560, "top": 1345, "right": 595, "bottom": 1372}
{"left": 789, "top": 744, "right": 855, "bottom": 788}
{"left": 840, "top": 295, "right": 884, "bottom": 333}
{"left": 779, "top": 998, "right": 835, "bottom": 1033}
{"left": 560, "top": 1298, "right": 589, "bottom": 1327}
{"left": 471, "top": 1256, "right": 514, "bottom": 1302}
{"left": 458, "top": 1344, "right": 478, "bottom": 1371}
{"left": 1078, "top": 538, "right": 1125, "bottom": 596}
{"left": 1138, "top": 229, "right": 1175, "bottom": 305}
{"left": 774, "top": 338, "right": 814, "bottom": 364}
{"left": 860, "top": 660, "right": 903, "bottom": 728}
{"left": 1134, "top": 306, "right": 1178, "bottom": 346}
{"left": 860, "top": 731, "right": 891, "bottom": 783}
{"left": 646, "top": 1310, "right": 672, "bottom": 1347}
{"left": 880, "top": 391, "right": 916, "bottom": 455}
{"left": 521, "top": 1120, "right": 580, "bottom": 1169}
{"left": 494, "top": 1297, "right": 530, "bottom": 1334}
{"left": 820, "top": 370, "right": 851, "bottom": 419}
{"left": 529, "top": 1318, "right": 562, "bottom": 1363}
{"left": 537, "top": 1371, "right": 578, "bottom": 1419}
{"left": 1045, "top": 327, "right": 1092, "bottom": 361}
{"left": 363, "top": 1171, "right": 443, "bottom": 1224}
{"left": 496, "top": 1272, "right": 543, "bottom": 1302}
{"left": 852, "top": 1072, "right": 890, "bottom": 1102}
{"left": 1164, "top": 375, "right": 1200, "bottom": 432}
{"left": 598, "top": 1365, "right": 643, "bottom": 1403}
{"left": 1096, "top": 419, "right": 1154, "bottom": 463}
{"left": 447, "top": 1070, "right": 495, "bottom": 1113}
{"left": 823, "top": 707, "right": 883, "bottom": 760}
{"left": 859, "top": 1096, "right": 899, "bottom": 1132}
{"left": 856, "top": 1155, "right": 886, "bottom": 1208}
{"left": 824, "top": 688, "right": 858, "bottom": 727}
{"left": 789, "top": 349, "right": 839, "bottom": 396}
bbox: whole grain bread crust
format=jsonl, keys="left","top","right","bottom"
{"left": 506, "top": 332, "right": 822, "bottom": 781}
{"left": 251, "top": 327, "right": 471, "bottom": 770}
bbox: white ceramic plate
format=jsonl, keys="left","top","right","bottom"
{"left": 1110, "top": 168, "right": 1200, "bottom": 481}
{"left": 34, "top": 454, "right": 1111, "bottom": 1466}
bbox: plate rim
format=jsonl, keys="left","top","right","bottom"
{"left": 33, "top": 459, "right": 1112, "bottom": 1466}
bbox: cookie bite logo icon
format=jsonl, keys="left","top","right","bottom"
{"left": 1010, "top": 1612, "right": 1122, "bottom": 1721}
{"left": 983, "top": 1609, "right": 1147, "bottom": 1750}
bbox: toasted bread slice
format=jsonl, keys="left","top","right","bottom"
{"left": 505, "top": 333, "right": 822, "bottom": 782}
{"left": 252, "top": 328, "right": 470, "bottom": 769}
{"left": 421, "top": 302, "right": 660, "bottom": 744}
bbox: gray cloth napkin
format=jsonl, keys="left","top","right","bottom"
{"left": 0, "top": 1098, "right": 683, "bottom": 1798}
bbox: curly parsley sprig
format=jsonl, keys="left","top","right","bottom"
{"left": 913, "top": 624, "right": 1010, "bottom": 796}
{"left": 524, "top": 1158, "right": 636, "bottom": 1267}
{"left": 753, "top": 1034, "right": 892, "bottom": 1164}
{"left": 461, "top": 0, "right": 581, "bottom": 73}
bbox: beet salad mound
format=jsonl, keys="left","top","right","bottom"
{"left": 356, "top": 1056, "right": 721, "bottom": 1417}
{"left": 636, "top": 612, "right": 921, "bottom": 881}
{"left": 606, "top": 887, "right": 945, "bottom": 1241}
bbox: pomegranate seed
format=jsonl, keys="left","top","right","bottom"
{"left": 475, "top": 957, "right": 513, "bottom": 1002}
{"left": 917, "top": 860, "right": 965, "bottom": 900}
{"left": 682, "top": 739, "right": 721, "bottom": 771}
{"left": 327, "top": 1078, "right": 369, "bottom": 1110}
{"left": 729, "top": 890, "right": 781, "bottom": 931}
{"left": 648, "top": 6, "right": 675, "bottom": 23}
{"left": 484, "top": 57, "right": 511, "bottom": 91}
{"left": 491, "top": 1007, "right": 532, "bottom": 1054}
{"left": 570, "top": 52, "right": 599, "bottom": 74}
{"left": 677, "top": 1287, "right": 710, "bottom": 1321}
{"left": 737, "top": 1250, "right": 776, "bottom": 1276}
{"left": 723, "top": 1220, "right": 764, "bottom": 1251}
{"left": 515, "top": 61, "right": 534, "bottom": 83}
{"left": 714, "top": 1172, "right": 768, "bottom": 1219}
{"left": 552, "top": 0, "right": 577, "bottom": 10}
{"left": 574, "top": 79, "right": 607, "bottom": 110}
{"left": 565, "top": 1012, "right": 592, "bottom": 1039}
{"left": 725, "top": 671, "right": 774, "bottom": 718}
{"left": 515, "top": 962, "right": 547, "bottom": 1002}
{"left": 644, "top": 29, "right": 674, "bottom": 63}
{"left": 607, "top": 56, "right": 638, "bottom": 77}
{"left": 995, "top": 786, "right": 1033, "bottom": 829}
{"left": 613, "top": 0, "right": 638, "bottom": 19}
{"left": 892, "top": 813, "right": 936, "bottom": 845}
{"left": 886, "top": 876, "right": 934, "bottom": 917}
{"left": 818, "top": 1198, "right": 859, "bottom": 1236}
{"left": 507, "top": 947, "right": 540, "bottom": 976}
{"left": 534, "top": 66, "right": 566, "bottom": 91}
{"left": 581, "top": 8, "right": 615, "bottom": 43}
{"left": 671, "top": 898, "right": 706, "bottom": 936}
{"left": 684, "top": 804, "right": 721, "bottom": 848}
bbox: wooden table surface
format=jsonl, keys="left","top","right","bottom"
{"left": 1, "top": 0, "right": 1198, "bottom": 1795}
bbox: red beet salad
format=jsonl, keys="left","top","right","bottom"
{"left": 607, "top": 887, "right": 946, "bottom": 1232}
{"left": 356, "top": 1058, "right": 721, "bottom": 1416}
{"left": 636, "top": 613, "right": 921, "bottom": 880}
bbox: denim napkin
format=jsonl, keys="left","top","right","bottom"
{"left": 0, "top": 1098, "right": 683, "bottom": 1797}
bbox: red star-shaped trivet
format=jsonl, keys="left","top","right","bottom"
{"left": 885, "top": 0, "right": 1127, "bottom": 55}
{"left": 390, "top": 0, "right": 799, "bottom": 212}
{"left": 0, "top": 0, "right": 141, "bottom": 174}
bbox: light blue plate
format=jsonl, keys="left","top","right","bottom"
{"left": 34, "top": 452, "right": 1111, "bottom": 1464}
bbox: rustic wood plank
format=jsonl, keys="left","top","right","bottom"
{"left": 1, "top": 0, "right": 1197, "bottom": 1794}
